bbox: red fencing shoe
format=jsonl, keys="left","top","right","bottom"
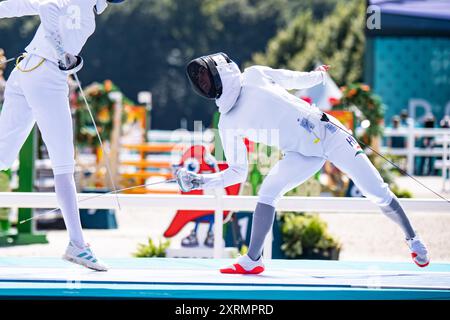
{"left": 407, "top": 235, "right": 430, "bottom": 268}
{"left": 220, "top": 254, "right": 265, "bottom": 275}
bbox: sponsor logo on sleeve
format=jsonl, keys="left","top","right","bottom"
{"left": 325, "top": 122, "right": 338, "bottom": 134}
{"left": 346, "top": 136, "right": 364, "bottom": 156}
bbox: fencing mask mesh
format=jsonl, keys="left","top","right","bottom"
{"left": 186, "top": 53, "right": 231, "bottom": 100}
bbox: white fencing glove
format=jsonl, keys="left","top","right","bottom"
{"left": 58, "top": 53, "right": 84, "bottom": 75}
{"left": 176, "top": 168, "right": 204, "bottom": 192}
{"left": 58, "top": 53, "right": 77, "bottom": 70}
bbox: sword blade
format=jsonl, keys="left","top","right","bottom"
{"left": 73, "top": 72, "right": 123, "bottom": 212}
{"left": 0, "top": 57, "right": 16, "bottom": 66}
{"left": 19, "top": 178, "right": 177, "bottom": 224}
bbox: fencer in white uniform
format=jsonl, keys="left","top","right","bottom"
{"left": 179, "top": 53, "right": 430, "bottom": 273}
{"left": 0, "top": 0, "right": 125, "bottom": 271}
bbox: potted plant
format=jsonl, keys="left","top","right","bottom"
{"left": 134, "top": 237, "right": 171, "bottom": 258}
{"left": 279, "top": 212, "right": 341, "bottom": 260}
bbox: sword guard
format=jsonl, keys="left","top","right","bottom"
{"left": 59, "top": 55, "right": 84, "bottom": 75}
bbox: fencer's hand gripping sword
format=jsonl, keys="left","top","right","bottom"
{"left": 17, "top": 57, "right": 448, "bottom": 225}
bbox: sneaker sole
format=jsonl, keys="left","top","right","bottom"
{"left": 62, "top": 254, "right": 108, "bottom": 272}
{"left": 412, "top": 253, "right": 430, "bottom": 268}
{"left": 413, "top": 259, "right": 430, "bottom": 268}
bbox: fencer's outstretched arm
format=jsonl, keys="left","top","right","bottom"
{"left": 249, "top": 65, "right": 326, "bottom": 90}
{"left": 202, "top": 128, "right": 249, "bottom": 189}
{"left": 0, "top": 0, "right": 39, "bottom": 18}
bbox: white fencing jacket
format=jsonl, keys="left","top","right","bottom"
{"left": 0, "top": 0, "right": 98, "bottom": 63}
{"left": 203, "top": 64, "right": 327, "bottom": 189}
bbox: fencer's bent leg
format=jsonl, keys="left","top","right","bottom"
{"left": 325, "top": 130, "right": 416, "bottom": 239}
{"left": 247, "top": 152, "right": 326, "bottom": 260}
{"left": 247, "top": 203, "right": 276, "bottom": 261}
{"left": 258, "top": 152, "right": 326, "bottom": 207}
{"left": 380, "top": 197, "right": 415, "bottom": 239}
{"left": 0, "top": 69, "right": 35, "bottom": 170}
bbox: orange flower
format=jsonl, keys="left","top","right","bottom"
{"left": 104, "top": 79, "right": 113, "bottom": 92}
{"left": 361, "top": 84, "right": 370, "bottom": 92}
{"left": 347, "top": 88, "right": 357, "bottom": 98}
{"left": 98, "top": 107, "right": 110, "bottom": 123}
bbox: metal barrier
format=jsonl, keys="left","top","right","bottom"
{"left": 382, "top": 123, "right": 450, "bottom": 190}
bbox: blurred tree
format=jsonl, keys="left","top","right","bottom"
{"left": 249, "top": 0, "right": 365, "bottom": 86}
{"left": 0, "top": 0, "right": 340, "bottom": 129}
{"left": 251, "top": 11, "right": 315, "bottom": 68}
{"left": 78, "top": 0, "right": 295, "bottom": 129}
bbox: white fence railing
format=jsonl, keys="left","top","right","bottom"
{"left": 147, "top": 129, "right": 215, "bottom": 143}
{"left": 381, "top": 122, "right": 450, "bottom": 190}
{"left": 1, "top": 192, "right": 448, "bottom": 259}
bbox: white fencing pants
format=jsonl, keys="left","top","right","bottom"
{"left": 245, "top": 114, "right": 418, "bottom": 260}
{"left": 258, "top": 118, "right": 395, "bottom": 208}
{"left": 253, "top": 115, "right": 418, "bottom": 245}
{"left": 323, "top": 124, "right": 395, "bottom": 207}
{"left": 258, "top": 152, "right": 326, "bottom": 207}
{"left": 0, "top": 54, "right": 75, "bottom": 175}
{"left": 0, "top": 54, "right": 85, "bottom": 247}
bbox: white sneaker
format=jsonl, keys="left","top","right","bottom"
{"left": 220, "top": 254, "right": 265, "bottom": 274}
{"left": 62, "top": 242, "right": 109, "bottom": 271}
{"left": 407, "top": 236, "right": 430, "bottom": 268}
